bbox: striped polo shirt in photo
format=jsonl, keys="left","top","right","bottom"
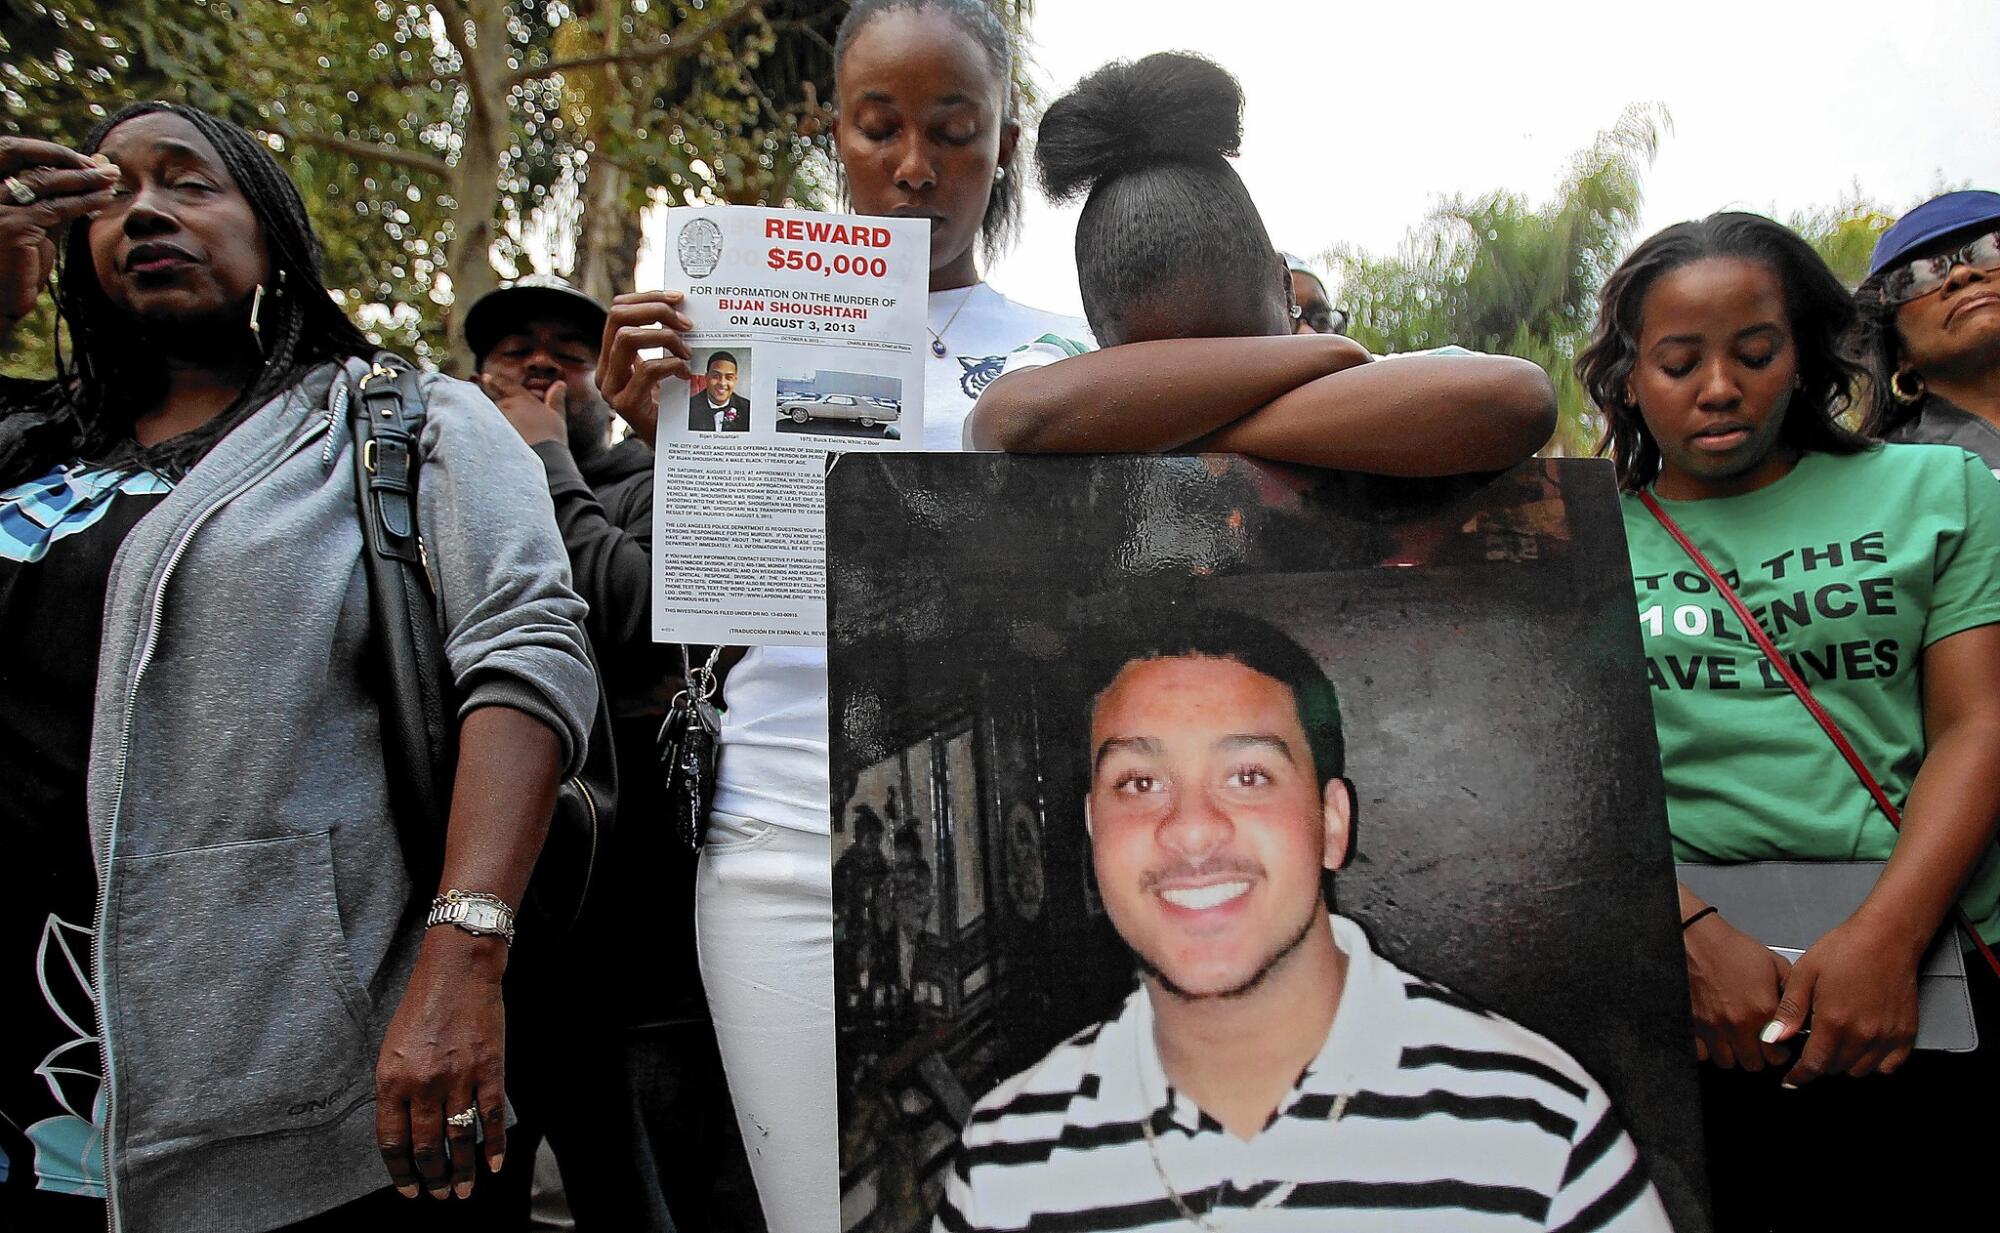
{"left": 937, "top": 914, "right": 1670, "bottom": 1232}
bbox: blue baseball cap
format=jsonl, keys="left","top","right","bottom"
{"left": 1869, "top": 190, "right": 2000, "bottom": 278}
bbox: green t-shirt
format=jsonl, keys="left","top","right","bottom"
{"left": 1621, "top": 444, "right": 2000, "bottom": 941}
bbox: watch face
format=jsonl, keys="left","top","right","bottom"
{"left": 1003, "top": 802, "right": 1045, "bottom": 921}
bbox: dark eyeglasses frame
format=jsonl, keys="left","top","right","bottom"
{"left": 1882, "top": 227, "right": 2000, "bottom": 305}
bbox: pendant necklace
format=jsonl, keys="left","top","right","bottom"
{"left": 927, "top": 283, "right": 980, "bottom": 358}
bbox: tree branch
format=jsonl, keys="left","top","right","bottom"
{"left": 507, "top": 2, "right": 762, "bottom": 87}
{"left": 289, "top": 130, "right": 453, "bottom": 178}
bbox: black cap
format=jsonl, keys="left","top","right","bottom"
{"left": 462, "top": 274, "right": 608, "bottom": 363}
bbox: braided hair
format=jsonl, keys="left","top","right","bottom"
{"left": 0, "top": 101, "right": 373, "bottom": 488}
{"left": 833, "top": 0, "right": 1024, "bottom": 261}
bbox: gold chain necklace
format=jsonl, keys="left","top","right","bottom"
{"left": 1133, "top": 1039, "right": 1350, "bottom": 1229}
{"left": 1139, "top": 1109, "right": 1223, "bottom": 1231}
{"left": 1136, "top": 1036, "right": 1221, "bottom": 1230}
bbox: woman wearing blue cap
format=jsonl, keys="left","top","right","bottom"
{"left": 1855, "top": 190, "right": 2000, "bottom": 466}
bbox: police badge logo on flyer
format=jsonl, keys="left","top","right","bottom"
{"left": 651, "top": 205, "right": 928, "bottom": 646}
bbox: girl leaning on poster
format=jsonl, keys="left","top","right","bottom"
{"left": 1579, "top": 211, "right": 2000, "bottom": 1230}
{"left": 963, "top": 51, "right": 1556, "bottom": 471}
{"left": 0, "top": 107, "right": 594, "bottom": 1232}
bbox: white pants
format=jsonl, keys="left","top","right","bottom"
{"left": 695, "top": 811, "right": 838, "bottom": 1233}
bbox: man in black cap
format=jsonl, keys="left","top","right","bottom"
{"left": 464, "top": 275, "right": 761, "bottom": 1231}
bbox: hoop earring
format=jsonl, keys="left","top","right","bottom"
{"left": 1289, "top": 303, "right": 1303, "bottom": 321}
{"left": 1891, "top": 368, "right": 1925, "bottom": 405}
{"left": 248, "top": 283, "right": 266, "bottom": 355}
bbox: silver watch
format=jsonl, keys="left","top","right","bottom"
{"left": 425, "top": 889, "right": 517, "bottom": 945}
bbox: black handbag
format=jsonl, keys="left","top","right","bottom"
{"left": 349, "top": 355, "right": 617, "bottom": 935}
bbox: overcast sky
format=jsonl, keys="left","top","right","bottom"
{"left": 977, "top": 0, "right": 2000, "bottom": 316}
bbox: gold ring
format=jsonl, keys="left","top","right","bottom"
{"left": 445, "top": 1106, "right": 479, "bottom": 1130}
{"left": 3, "top": 176, "right": 34, "bottom": 206}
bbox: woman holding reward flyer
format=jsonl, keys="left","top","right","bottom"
{"left": 594, "top": 1, "right": 1085, "bottom": 1226}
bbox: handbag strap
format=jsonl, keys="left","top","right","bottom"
{"left": 350, "top": 354, "right": 456, "bottom": 900}
{"left": 1637, "top": 487, "right": 2000, "bottom": 980}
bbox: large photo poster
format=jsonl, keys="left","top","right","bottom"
{"left": 827, "top": 456, "right": 1707, "bottom": 1232}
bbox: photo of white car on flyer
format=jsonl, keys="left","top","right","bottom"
{"left": 775, "top": 371, "right": 904, "bottom": 439}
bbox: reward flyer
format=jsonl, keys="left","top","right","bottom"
{"left": 652, "top": 205, "right": 928, "bottom": 645}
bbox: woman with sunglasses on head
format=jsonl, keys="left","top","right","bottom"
{"left": 1580, "top": 211, "right": 2000, "bottom": 1231}
{"left": 1854, "top": 190, "right": 2000, "bottom": 469}
{"left": 0, "top": 107, "right": 595, "bottom": 1232}
{"left": 589, "top": 3, "right": 1086, "bottom": 1229}
{"left": 963, "top": 53, "right": 1555, "bottom": 470}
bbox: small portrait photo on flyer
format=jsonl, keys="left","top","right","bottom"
{"left": 687, "top": 347, "right": 754, "bottom": 433}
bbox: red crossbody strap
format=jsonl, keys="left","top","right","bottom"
{"left": 1637, "top": 487, "right": 2000, "bottom": 980}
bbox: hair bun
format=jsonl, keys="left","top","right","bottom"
{"left": 1036, "top": 52, "right": 1244, "bottom": 204}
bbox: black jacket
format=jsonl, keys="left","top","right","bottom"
{"left": 689, "top": 394, "right": 751, "bottom": 432}
{"left": 1885, "top": 396, "right": 2000, "bottom": 473}
{"left": 533, "top": 435, "right": 705, "bottom": 1025}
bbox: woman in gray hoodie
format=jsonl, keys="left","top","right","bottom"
{"left": 0, "top": 104, "right": 595, "bottom": 1232}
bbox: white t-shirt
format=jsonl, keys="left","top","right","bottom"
{"left": 712, "top": 283, "right": 1089, "bottom": 835}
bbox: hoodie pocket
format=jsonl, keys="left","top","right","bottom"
{"left": 111, "top": 830, "right": 379, "bottom": 1148}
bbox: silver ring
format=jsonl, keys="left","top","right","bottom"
{"left": 3, "top": 176, "right": 34, "bottom": 206}
{"left": 445, "top": 1106, "right": 479, "bottom": 1130}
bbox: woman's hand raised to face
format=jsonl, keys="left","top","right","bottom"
{"left": 0, "top": 138, "right": 119, "bottom": 334}
{"left": 595, "top": 290, "right": 695, "bottom": 449}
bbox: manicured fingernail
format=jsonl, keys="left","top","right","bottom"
{"left": 1780, "top": 1081, "right": 1798, "bottom": 1091}
{"left": 490, "top": 1153, "right": 505, "bottom": 1172}
{"left": 429, "top": 1186, "right": 450, "bottom": 1200}
{"left": 1759, "top": 1021, "right": 1785, "bottom": 1044}
{"left": 397, "top": 1185, "right": 420, "bottom": 1200}
{"left": 455, "top": 1181, "right": 474, "bottom": 1200}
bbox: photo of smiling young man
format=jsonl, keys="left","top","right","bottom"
{"left": 688, "top": 347, "right": 753, "bottom": 432}
{"left": 936, "top": 612, "right": 1672, "bottom": 1233}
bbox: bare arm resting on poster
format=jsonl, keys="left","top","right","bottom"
{"left": 969, "top": 336, "right": 1554, "bottom": 475}
{"left": 1190, "top": 350, "right": 1556, "bottom": 473}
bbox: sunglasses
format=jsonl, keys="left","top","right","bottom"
{"left": 1882, "top": 228, "right": 2000, "bottom": 305}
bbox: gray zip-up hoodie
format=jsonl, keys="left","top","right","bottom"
{"left": 83, "top": 358, "right": 596, "bottom": 1232}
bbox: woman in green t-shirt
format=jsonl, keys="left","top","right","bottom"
{"left": 1579, "top": 212, "right": 2000, "bottom": 1229}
